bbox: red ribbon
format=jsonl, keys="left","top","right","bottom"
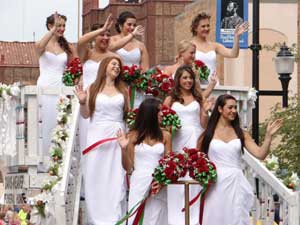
{"left": 82, "top": 137, "right": 117, "bottom": 155}
{"left": 199, "top": 183, "right": 211, "bottom": 225}
{"left": 132, "top": 199, "right": 147, "bottom": 225}
{"left": 180, "top": 182, "right": 211, "bottom": 225}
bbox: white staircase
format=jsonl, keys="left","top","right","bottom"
{"left": 1, "top": 84, "right": 299, "bottom": 225}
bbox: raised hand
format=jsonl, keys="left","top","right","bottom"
{"left": 74, "top": 83, "right": 87, "bottom": 105}
{"left": 132, "top": 25, "right": 144, "bottom": 37}
{"left": 102, "top": 14, "right": 113, "bottom": 32}
{"left": 234, "top": 22, "right": 249, "bottom": 37}
{"left": 266, "top": 119, "right": 283, "bottom": 137}
{"left": 203, "top": 97, "right": 215, "bottom": 113}
{"left": 52, "top": 12, "right": 61, "bottom": 31}
{"left": 117, "top": 129, "right": 129, "bottom": 150}
{"left": 209, "top": 71, "right": 218, "bottom": 84}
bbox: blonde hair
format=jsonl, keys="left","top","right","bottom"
{"left": 175, "top": 40, "right": 196, "bottom": 62}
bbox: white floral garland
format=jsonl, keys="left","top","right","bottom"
{"left": 0, "top": 83, "right": 21, "bottom": 157}
{"left": 29, "top": 95, "right": 72, "bottom": 225}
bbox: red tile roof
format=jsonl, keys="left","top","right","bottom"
{"left": 0, "top": 41, "right": 39, "bottom": 67}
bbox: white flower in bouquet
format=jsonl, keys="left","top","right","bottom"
{"left": 247, "top": 87, "right": 258, "bottom": 108}
{"left": 0, "top": 84, "right": 9, "bottom": 99}
{"left": 57, "top": 95, "right": 71, "bottom": 111}
{"left": 290, "top": 172, "right": 300, "bottom": 186}
{"left": 57, "top": 111, "right": 69, "bottom": 124}
{"left": 10, "top": 84, "right": 20, "bottom": 97}
{"left": 58, "top": 166, "right": 63, "bottom": 177}
{"left": 265, "top": 155, "right": 279, "bottom": 171}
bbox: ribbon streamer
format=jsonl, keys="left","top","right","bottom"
{"left": 82, "top": 137, "right": 117, "bottom": 155}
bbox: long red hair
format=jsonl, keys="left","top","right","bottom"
{"left": 88, "top": 56, "right": 129, "bottom": 117}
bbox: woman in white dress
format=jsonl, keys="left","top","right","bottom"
{"left": 74, "top": 56, "right": 129, "bottom": 225}
{"left": 117, "top": 98, "right": 172, "bottom": 225}
{"left": 35, "top": 13, "right": 76, "bottom": 157}
{"left": 111, "top": 11, "right": 150, "bottom": 108}
{"left": 163, "top": 40, "right": 217, "bottom": 98}
{"left": 163, "top": 65, "right": 212, "bottom": 225}
{"left": 197, "top": 94, "right": 282, "bottom": 225}
{"left": 77, "top": 14, "right": 143, "bottom": 150}
{"left": 190, "top": 12, "right": 248, "bottom": 84}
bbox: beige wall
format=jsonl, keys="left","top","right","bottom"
{"left": 224, "top": 0, "right": 298, "bottom": 121}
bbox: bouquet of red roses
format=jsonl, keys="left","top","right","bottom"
{"left": 194, "top": 60, "right": 210, "bottom": 82}
{"left": 122, "top": 64, "right": 142, "bottom": 85}
{"left": 161, "top": 105, "right": 181, "bottom": 133}
{"left": 184, "top": 147, "right": 217, "bottom": 187}
{"left": 152, "top": 152, "right": 188, "bottom": 185}
{"left": 125, "top": 108, "right": 139, "bottom": 129}
{"left": 62, "top": 57, "right": 82, "bottom": 86}
{"left": 145, "top": 68, "right": 174, "bottom": 98}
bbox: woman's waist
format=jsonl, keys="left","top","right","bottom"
{"left": 180, "top": 120, "right": 202, "bottom": 128}
{"left": 37, "top": 73, "right": 63, "bottom": 86}
{"left": 89, "top": 119, "right": 124, "bottom": 126}
{"left": 133, "top": 163, "right": 158, "bottom": 174}
{"left": 213, "top": 161, "right": 242, "bottom": 170}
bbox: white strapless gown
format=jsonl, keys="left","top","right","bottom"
{"left": 116, "top": 48, "right": 145, "bottom": 108}
{"left": 79, "top": 59, "right": 101, "bottom": 152}
{"left": 195, "top": 50, "right": 217, "bottom": 84}
{"left": 128, "top": 143, "right": 167, "bottom": 225}
{"left": 37, "top": 51, "right": 67, "bottom": 157}
{"left": 168, "top": 101, "right": 204, "bottom": 225}
{"left": 203, "top": 139, "right": 254, "bottom": 225}
{"left": 83, "top": 93, "right": 126, "bottom": 225}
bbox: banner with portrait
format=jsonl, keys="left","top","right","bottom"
{"left": 216, "top": 0, "right": 248, "bottom": 48}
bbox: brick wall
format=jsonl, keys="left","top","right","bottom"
{"left": 82, "top": 0, "right": 192, "bottom": 67}
{"left": 83, "top": 0, "right": 99, "bottom": 15}
{"left": 0, "top": 67, "right": 39, "bottom": 85}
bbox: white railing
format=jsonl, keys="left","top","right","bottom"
{"left": 54, "top": 101, "right": 81, "bottom": 225}
{"left": 21, "top": 86, "right": 82, "bottom": 225}
{"left": 243, "top": 151, "right": 300, "bottom": 225}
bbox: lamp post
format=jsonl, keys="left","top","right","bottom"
{"left": 252, "top": 43, "right": 294, "bottom": 143}
{"left": 274, "top": 43, "right": 295, "bottom": 107}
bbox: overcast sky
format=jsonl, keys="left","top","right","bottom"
{"left": 0, "top": 0, "right": 84, "bottom": 42}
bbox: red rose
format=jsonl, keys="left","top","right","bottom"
{"left": 195, "top": 60, "right": 205, "bottom": 68}
{"left": 197, "top": 163, "right": 209, "bottom": 173}
{"left": 164, "top": 167, "right": 174, "bottom": 178}
{"left": 70, "top": 67, "right": 77, "bottom": 74}
{"left": 160, "top": 82, "right": 171, "bottom": 93}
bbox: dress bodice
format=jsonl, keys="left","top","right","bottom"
{"left": 171, "top": 101, "right": 201, "bottom": 127}
{"left": 116, "top": 48, "right": 141, "bottom": 66}
{"left": 90, "top": 93, "right": 124, "bottom": 123}
{"left": 134, "top": 143, "right": 164, "bottom": 173}
{"left": 83, "top": 59, "right": 101, "bottom": 89}
{"left": 208, "top": 139, "right": 242, "bottom": 169}
{"left": 195, "top": 50, "right": 216, "bottom": 76}
{"left": 37, "top": 51, "right": 67, "bottom": 87}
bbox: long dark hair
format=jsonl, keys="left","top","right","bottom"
{"left": 115, "top": 11, "right": 136, "bottom": 33}
{"left": 200, "top": 94, "right": 245, "bottom": 154}
{"left": 88, "top": 56, "right": 129, "bottom": 117}
{"left": 46, "top": 14, "right": 72, "bottom": 56}
{"left": 133, "top": 98, "right": 163, "bottom": 145}
{"left": 170, "top": 65, "right": 203, "bottom": 106}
